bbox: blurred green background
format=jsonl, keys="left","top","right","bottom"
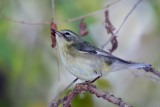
{"left": 0, "top": 0, "right": 160, "bottom": 107}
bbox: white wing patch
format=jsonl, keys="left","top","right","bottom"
{"left": 96, "top": 51, "right": 109, "bottom": 56}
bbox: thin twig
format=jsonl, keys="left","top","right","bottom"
{"left": 143, "top": 67, "right": 160, "bottom": 78}
{"left": 102, "top": 35, "right": 115, "bottom": 49}
{"left": 115, "top": 0, "right": 143, "bottom": 35}
{"left": 102, "top": 0, "right": 143, "bottom": 49}
{"left": 151, "top": 70, "right": 160, "bottom": 78}
{"left": 48, "top": 78, "right": 78, "bottom": 107}
{"left": 0, "top": 14, "right": 50, "bottom": 25}
{"left": 57, "top": 8, "right": 106, "bottom": 24}
{"left": 51, "top": 0, "right": 55, "bottom": 22}
{"left": 102, "top": 10, "right": 118, "bottom": 53}
{"left": 0, "top": 0, "right": 123, "bottom": 25}
{"left": 52, "top": 82, "right": 132, "bottom": 107}
{"left": 57, "top": 0, "right": 123, "bottom": 24}
{"left": 54, "top": 77, "right": 78, "bottom": 101}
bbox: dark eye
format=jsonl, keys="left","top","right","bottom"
{"left": 65, "top": 32, "right": 70, "bottom": 35}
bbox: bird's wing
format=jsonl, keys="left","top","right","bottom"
{"left": 72, "top": 41, "right": 131, "bottom": 64}
{"left": 72, "top": 41, "right": 107, "bottom": 55}
{"left": 72, "top": 41, "right": 150, "bottom": 71}
{"left": 72, "top": 41, "right": 113, "bottom": 56}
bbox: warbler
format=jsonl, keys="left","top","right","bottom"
{"left": 51, "top": 28, "right": 151, "bottom": 81}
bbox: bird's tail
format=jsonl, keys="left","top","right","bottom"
{"left": 128, "top": 62, "right": 151, "bottom": 69}
{"left": 111, "top": 60, "right": 151, "bottom": 72}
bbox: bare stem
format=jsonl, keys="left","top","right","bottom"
{"left": 115, "top": 0, "right": 143, "bottom": 35}
{"left": 102, "top": 0, "right": 143, "bottom": 49}
{"left": 57, "top": 0, "right": 123, "bottom": 24}
{"left": 52, "top": 82, "right": 132, "bottom": 107}
{"left": 51, "top": 0, "right": 55, "bottom": 22}
{"left": 101, "top": 10, "right": 116, "bottom": 50}
{"left": 0, "top": 0, "right": 123, "bottom": 25}
{"left": 0, "top": 14, "right": 50, "bottom": 25}
{"left": 143, "top": 67, "right": 160, "bottom": 78}
{"left": 48, "top": 78, "right": 78, "bottom": 107}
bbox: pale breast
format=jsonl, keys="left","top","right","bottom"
{"left": 60, "top": 47, "right": 105, "bottom": 80}
{"left": 57, "top": 41, "right": 112, "bottom": 81}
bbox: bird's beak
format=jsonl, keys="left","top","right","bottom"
{"left": 51, "top": 28, "right": 62, "bottom": 36}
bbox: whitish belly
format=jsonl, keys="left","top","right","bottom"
{"left": 57, "top": 43, "right": 108, "bottom": 81}
{"left": 62, "top": 50, "right": 101, "bottom": 81}
{"left": 64, "top": 56, "right": 100, "bottom": 81}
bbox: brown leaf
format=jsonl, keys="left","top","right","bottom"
{"left": 104, "top": 10, "right": 118, "bottom": 53}
{"left": 105, "top": 10, "right": 115, "bottom": 34}
{"left": 51, "top": 22, "right": 57, "bottom": 48}
{"left": 109, "top": 36, "right": 118, "bottom": 53}
{"left": 79, "top": 18, "right": 88, "bottom": 36}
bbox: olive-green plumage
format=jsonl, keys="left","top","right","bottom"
{"left": 52, "top": 29, "right": 150, "bottom": 81}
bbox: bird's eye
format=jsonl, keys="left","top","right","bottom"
{"left": 65, "top": 32, "right": 70, "bottom": 35}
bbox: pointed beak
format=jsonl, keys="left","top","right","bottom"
{"left": 51, "top": 28, "right": 62, "bottom": 36}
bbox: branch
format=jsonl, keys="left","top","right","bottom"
{"left": 50, "top": 0, "right": 57, "bottom": 48}
{"left": 51, "top": 82, "right": 132, "bottom": 107}
{"left": 48, "top": 78, "right": 78, "bottom": 107}
{"left": 115, "top": 0, "right": 143, "bottom": 35}
{"left": 54, "top": 78, "right": 78, "bottom": 102}
{"left": 51, "top": 0, "right": 55, "bottom": 22}
{"left": 102, "top": 0, "right": 143, "bottom": 51}
{"left": 0, "top": 14, "right": 50, "bottom": 25}
{"left": 102, "top": 10, "right": 118, "bottom": 53}
{"left": 143, "top": 67, "right": 160, "bottom": 78}
{"left": 57, "top": 0, "right": 123, "bottom": 24}
{"left": 0, "top": 0, "right": 123, "bottom": 25}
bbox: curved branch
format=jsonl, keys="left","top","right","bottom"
{"left": 102, "top": 0, "right": 143, "bottom": 50}
{"left": 51, "top": 82, "right": 132, "bottom": 107}
{"left": 57, "top": 0, "right": 123, "bottom": 24}
{"left": 0, "top": 0, "right": 123, "bottom": 25}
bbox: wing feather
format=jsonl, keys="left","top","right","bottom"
{"left": 72, "top": 41, "right": 131, "bottom": 64}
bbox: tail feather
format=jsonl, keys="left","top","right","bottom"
{"left": 111, "top": 60, "right": 151, "bottom": 71}
{"left": 129, "top": 62, "right": 151, "bottom": 69}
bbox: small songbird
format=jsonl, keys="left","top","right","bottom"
{"left": 51, "top": 28, "right": 151, "bottom": 82}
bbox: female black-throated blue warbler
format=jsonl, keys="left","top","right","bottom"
{"left": 51, "top": 28, "right": 151, "bottom": 81}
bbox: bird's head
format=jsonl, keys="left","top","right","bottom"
{"left": 51, "top": 29, "right": 82, "bottom": 45}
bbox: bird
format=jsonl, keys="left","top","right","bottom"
{"left": 51, "top": 28, "right": 151, "bottom": 82}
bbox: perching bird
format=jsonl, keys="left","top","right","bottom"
{"left": 51, "top": 28, "right": 151, "bottom": 82}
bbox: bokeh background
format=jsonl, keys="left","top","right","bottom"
{"left": 0, "top": 0, "right": 160, "bottom": 107}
